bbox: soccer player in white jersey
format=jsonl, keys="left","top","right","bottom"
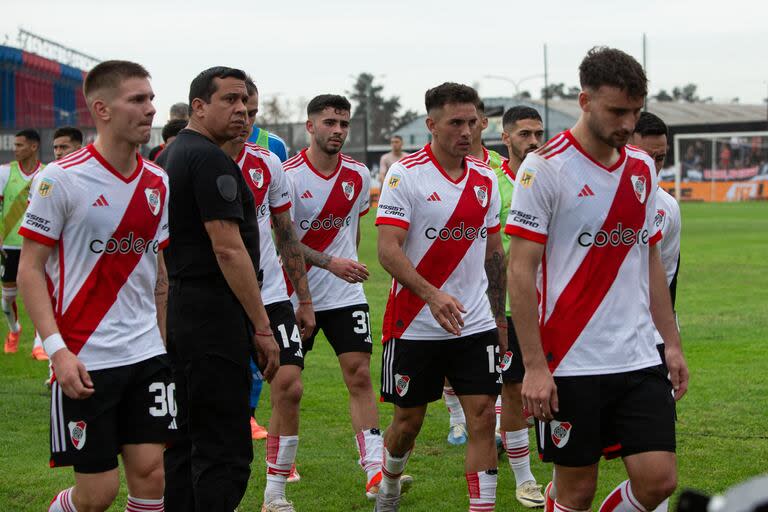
{"left": 221, "top": 78, "right": 314, "bottom": 512}
{"left": 506, "top": 47, "right": 689, "bottom": 512}
{"left": 18, "top": 60, "right": 171, "bottom": 512}
{"left": 376, "top": 82, "right": 506, "bottom": 512}
{"left": 628, "top": 112, "right": 680, "bottom": 512}
{"left": 283, "top": 94, "right": 399, "bottom": 500}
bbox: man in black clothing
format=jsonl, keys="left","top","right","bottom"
{"left": 159, "top": 66, "right": 280, "bottom": 512}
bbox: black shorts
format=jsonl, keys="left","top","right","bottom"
{"left": 304, "top": 303, "right": 372, "bottom": 356}
{"left": 50, "top": 355, "right": 175, "bottom": 473}
{"left": 533, "top": 365, "right": 676, "bottom": 467}
{"left": 267, "top": 301, "right": 304, "bottom": 368}
{"left": 1, "top": 248, "right": 20, "bottom": 282}
{"left": 380, "top": 329, "right": 502, "bottom": 408}
{"left": 657, "top": 343, "right": 669, "bottom": 375}
{"left": 501, "top": 316, "right": 525, "bottom": 384}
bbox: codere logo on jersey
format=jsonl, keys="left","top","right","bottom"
{"left": 394, "top": 374, "right": 410, "bottom": 397}
{"left": 299, "top": 215, "right": 352, "bottom": 231}
{"left": 68, "top": 420, "right": 87, "bottom": 450}
{"left": 550, "top": 420, "right": 572, "bottom": 448}
{"left": 425, "top": 222, "right": 487, "bottom": 241}
{"left": 90, "top": 233, "right": 160, "bottom": 255}
{"left": 577, "top": 223, "right": 649, "bottom": 248}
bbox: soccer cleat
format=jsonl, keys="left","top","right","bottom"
{"left": 4, "top": 330, "right": 20, "bottom": 353}
{"left": 261, "top": 498, "right": 296, "bottom": 511}
{"left": 543, "top": 481, "right": 555, "bottom": 512}
{"left": 447, "top": 423, "right": 468, "bottom": 445}
{"left": 374, "top": 491, "right": 400, "bottom": 512}
{"left": 366, "top": 472, "right": 413, "bottom": 501}
{"left": 31, "top": 346, "right": 49, "bottom": 361}
{"left": 516, "top": 480, "right": 545, "bottom": 508}
{"left": 251, "top": 417, "right": 268, "bottom": 440}
{"left": 287, "top": 463, "right": 301, "bottom": 483}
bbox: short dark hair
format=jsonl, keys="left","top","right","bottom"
{"left": 502, "top": 106, "right": 542, "bottom": 129}
{"left": 391, "top": 135, "right": 403, "bottom": 142}
{"left": 53, "top": 126, "right": 83, "bottom": 144}
{"left": 169, "top": 102, "right": 189, "bottom": 119}
{"left": 162, "top": 119, "right": 187, "bottom": 142}
{"left": 476, "top": 100, "right": 485, "bottom": 113}
{"left": 15, "top": 129, "right": 41, "bottom": 143}
{"left": 306, "top": 94, "right": 351, "bottom": 117}
{"left": 425, "top": 82, "right": 479, "bottom": 113}
{"left": 579, "top": 46, "right": 647, "bottom": 99}
{"left": 634, "top": 112, "right": 668, "bottom": 138}
{"left": 244, "top": 77, "right": 258, "bottom": 97}
{"left": 84, "top": 60, "right": 150, "bottom": 99}
{"left": 189, "top": 66, "right": 247, "bottom": 106}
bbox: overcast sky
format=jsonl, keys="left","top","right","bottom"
{"left": 3, "top": 0, "right": 767, "bottom": 126}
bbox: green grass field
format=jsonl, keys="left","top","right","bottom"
{"left": 1, "top": 202, "right": 766, "bottom": 511}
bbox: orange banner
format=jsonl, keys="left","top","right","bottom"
{"left": 660, "top": 180, "right": 768, "bottom": 202}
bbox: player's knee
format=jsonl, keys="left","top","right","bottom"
{"left": 344, "top": 359, "right": 373, "bottom": 392}
{"left": 635, "top": 471, "right": 677, "bottom": 507}
{"left": 128, "top": 458, "right": 165, "bottom": 497}
{"left": 279, "top": 377, "right": 303, "bottom": 406}
{"left": 465, "top": 402, "right": 496, "bottom": 434}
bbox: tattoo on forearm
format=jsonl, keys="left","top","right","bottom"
{"left": 274, "top": 213, "right": 311, "bottom": 300}
{"left": 300, "top": 243, "right": 331, "bottom": 269}
{"left": 485, "top": 249, "right": 506, "bottom": 322}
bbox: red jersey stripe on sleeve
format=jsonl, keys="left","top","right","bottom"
{"left": 504, "top": 225, "right": 547, "bottom": 244}
{"left": 270, "top": 202, "right": 291, "bottom": 214}
{"left": 487, "top": 223, "right": 501, "bottom": 234}
{"left": 19, "top": 227, "right": 57, "bottom": 246}
{"left": 649, "top": 230, "right": 662, "bottom": 245}
{"left": 375, "top": 217, "right": 410, "bottom": 230}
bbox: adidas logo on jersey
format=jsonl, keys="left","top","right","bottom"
{"left": 168, "top": 418, "right": 178, "bottom": 430}
{"left": 301, "top": 190, "right": 313, "bottom": 199}
{"left": 427, "top": 192, "right": 441, "bottom": 202}
{"left": 577, "top": 185, "right": 594, "bottom": 197}
{"left": 294, "top": 348, "right": 303, "bottom": 358}
{"left": 92, "top": 194, "right": 109, "bottom": 207}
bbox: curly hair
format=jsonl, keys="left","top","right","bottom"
{"left": 579, "top": 46, "right": 647, "bottom": 98}
{"left": 425, "top": 82, "right": 479, "bottom": 113}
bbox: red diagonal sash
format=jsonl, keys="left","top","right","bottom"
{"left": 240, "top": 152, "right": 272, "bottom": 205}
{"left": 285, "top": 167, "right": 362, "bottom": 295}
{"left": 382, "top": 169, "right": 493, "bottom": 340}
{"left": 59, "top": 169, "right": 166, "bottom": 355}
{"left": 540, "top": 157, "right": 652, "bottom": 372}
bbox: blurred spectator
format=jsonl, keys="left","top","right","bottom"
{"left": 149, "top": 118, "right": 187, "bottom": 161}
{"left": 52, "top": 126, "right": 83, "bottom": 160}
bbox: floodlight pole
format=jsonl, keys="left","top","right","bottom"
{"left": 544, "top": 43, "right": 550, "bottom": 141}
{"left": 643, "top": 33, "right": 648, "bottom": 112}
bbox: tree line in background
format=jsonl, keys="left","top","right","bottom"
{"left": 256, "top": 74, "right": 738, "bottom": 144}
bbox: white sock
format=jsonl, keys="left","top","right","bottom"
{"left": 599, "top": 480, "right": 648, "bottom": 511}
{"left": 381, "top": 447, "right": 411, "bottom": 495}
{"left": 2, "top": 286, "right": 19, "bottom": 333}
{"left": 125, "top": 495, "right": 164, "bottom": 511}
{"left": 265, "top": 434, "right": 299, "bottom": 503}
{"left": 467, "top": 469, "right": 498, "bottom": 511}
{"left": 49, "top": 488, "right": 77, "bottom": 512}
{"left": 555, "top": 502, "right": 590, "bottom": 512}
{"left": 443, "top": 386, "right": 466, "bottom": 426}
{"left": 33, "top": 333, "right": 43, "bottom": 349}
{"left": 355, "top": 428, "right": 383, "bottom": 482}
{"left": 495, "top": 395, "right": 502, "bottom": 432}
{"left": 502, "top": 428, "right": 536, "bottom": 485}
{"left": 654, "top": 499, "right": 669, "bottom": 512}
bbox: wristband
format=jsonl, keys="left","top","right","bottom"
{"left": 299, "top": 300, "right": 313, "bottom": 305}
{"left": 496, "top": 323, "right": 509, "bottom": 330}
{"left": 254, "top": 330, "right": 273, "bottom": 338}
{"left": 43, "top": 333, "right": 67, "bottom": 357}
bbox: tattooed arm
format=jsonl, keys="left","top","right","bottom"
{"left": 485, "top": 230, "right": 508, "bottom": 353}
{"left": 298, "top": 235, "right": 369, "bottom": 284}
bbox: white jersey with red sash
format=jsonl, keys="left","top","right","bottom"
{"left": 505, "top": 131, "right": 662, "bottom": 377}
{"left": 19, "top": 145, "right": 169, "bottom": 371}
{"left": 283, "top": 149, "right": 370, "bottom": 311}
{"left": 375, "top": 144, "right": 501, "bottom": 341}
{"left": 236, "top": 142, "right": 292, "bottom": 305}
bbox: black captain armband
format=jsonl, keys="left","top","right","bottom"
{"left": 216, "top": 175, "right": 238, "bottom": 202}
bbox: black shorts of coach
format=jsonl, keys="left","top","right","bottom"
{"left": 303, "top": 303, "right": 373, "bottom": 356}
{"left": 533, "top": 364, "right": 676, "bottom": 467}
{"left": 500, "top": 315, "right": 526, "bottom": 384}
{"left": 380, "top": 329, "right": 502, "bottom": 408}
{"left": 49, "top": 354, "right": 174, "bottom": 473}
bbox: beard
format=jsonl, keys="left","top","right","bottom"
{"left": 588, "top": 117, "right": 630, "bottom": 149}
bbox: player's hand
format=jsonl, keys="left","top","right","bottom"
{"left": 426, "top": 290, "right": 466, "bottom": 336}
{"left": 295, "top": 302, "right": 316, "bottom": 341}
{"left": 51, "top": 349, "right": 94, "bottom": 400}
{"left": 252, "top": 331, "right": 280, "bottom": 383}
{"left": 665, "top": 345, "right": 689, "bottom": 401}
{"left": 521, "top": 365, "right": 558, "bottom": 421}
{"left": 328, "top": 257, "right": 369, "bottom": 283}
{"left": 496, "top": 323, "right": 509, "bottom": 355}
